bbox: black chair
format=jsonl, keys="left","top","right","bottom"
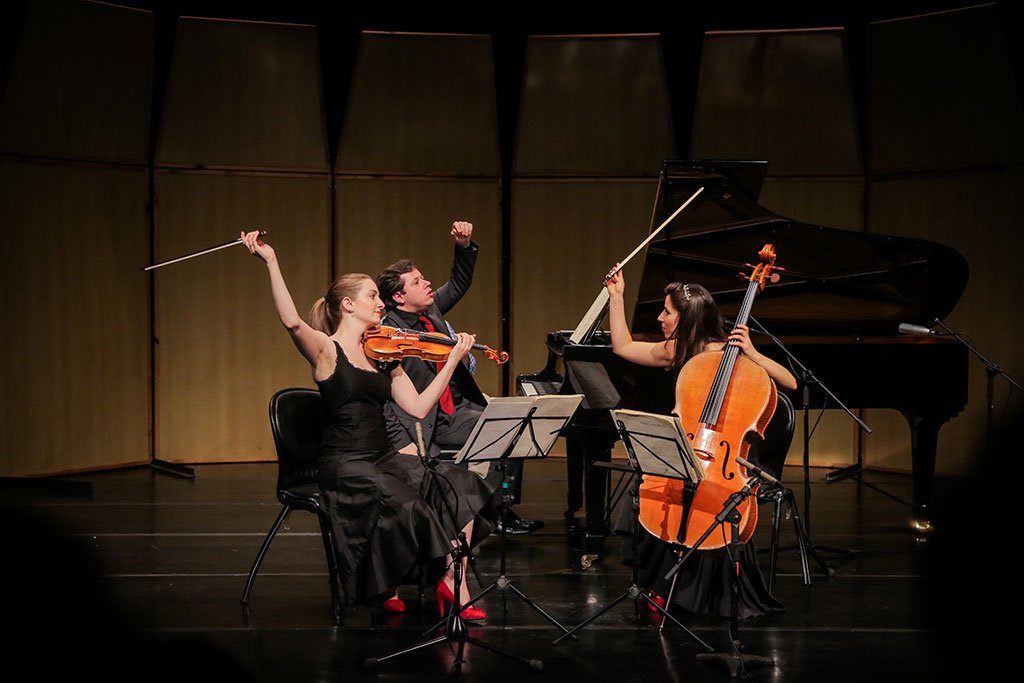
{"left": 240, "top": 388, "right": 342, "bottom": 625}
{"left": 749, "top": 391, "right": 812, "bottom": 592}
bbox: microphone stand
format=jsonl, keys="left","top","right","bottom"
{"left": 747, "top": 315, "right": 867, "bottom": 574}
{"left": 930, "top": 319, "right": 1023, "bottom": 447}
{"left": 661, "top": 469, "right": 774, "bottom": 678}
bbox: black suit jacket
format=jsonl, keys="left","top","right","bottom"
{"left": 381, "top": 242, "right": 485, "bottom": 454}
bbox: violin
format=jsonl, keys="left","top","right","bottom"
{"left": 362, "top": 325, "right": 509, "bottom": 365}
{"left": 638, "top": 244, "right": 781, "bottom": 550}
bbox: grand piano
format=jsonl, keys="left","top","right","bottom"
{"left": 519, "top": 160, "right": 969, "bottom": 536}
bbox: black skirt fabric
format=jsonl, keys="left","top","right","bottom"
{"left": 318, "top": 450, "right": 495, "bottom": 602}
{"left": 615, "top": 480, "right": 782, "bottom": 619}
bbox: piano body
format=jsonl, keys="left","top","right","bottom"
{"left": 519, "top": 160, "right": 968, "bottom": 535}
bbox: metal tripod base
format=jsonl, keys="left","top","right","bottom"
{"left": 473, "top": 574, "right": 573, "bottom": 638}
{"left": 696, "top": 641, "right": 775, "bottom": 679}
{"left": 366, "top": 612, "right": 542, "bottom": 673}
{"left": 554, "top": 583, "right": 712, "bottom": 650}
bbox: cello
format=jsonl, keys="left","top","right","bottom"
{"left": 638, "top": 244, "right": 782, "bottom": 550}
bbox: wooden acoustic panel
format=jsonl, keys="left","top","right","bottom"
{"left": 0, "top": 161, "right": 149, "bottom": 476}
{"left": 0, "top": 0, "right": 153, "bottom": 163}
{"left": 515, "top": 35, "right": 675, "bottom": 176}
{"left": 157, "top": 18, "right": 327, "bottom": 171}
{"left": 691, "top": 29, "right": 862, "bottom": 176}
{"left": 868, "top": 4, "right": 1024, "bottom": 174}
{"left": 334, "top": 178, "right": 502, "bottom": 396}
{"left": 337, "top": 32, "right": 499, "bottom": 176}
{"left": 154, "top": 171, "right": 330, "bottom": 463}
{"left": 510, "top": 179, "right": 658, "bottom": 381}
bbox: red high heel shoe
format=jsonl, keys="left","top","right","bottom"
{"left": 369, "top": 591, "right": 405, "bottom": 613}
{"left": 646, "top": 593, "right": 666, "bottom": 613}
{"left": 436, "top": 578, "right": 486, "bottom": 620}
{"left": 382, "top": 594, "right": 405, "bottom": 613}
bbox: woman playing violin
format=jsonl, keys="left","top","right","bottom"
{"left": 241, "top": 231, "right": 496, "bottom": 618}
{"left": 605, "top": 267, "right": 796, "bottom": 618}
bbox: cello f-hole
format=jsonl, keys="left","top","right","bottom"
{"left": 719, "top": 440, "right": 733, "bottom": 480}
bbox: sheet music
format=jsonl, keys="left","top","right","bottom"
{"left": 612, "top": 409, "right": 705, "bottom": 482}
{"left": 569, "top": 288, "right": 610, "bottom": 345}
{"left": 456, "top": 394, "right": 583, "bottom": 463}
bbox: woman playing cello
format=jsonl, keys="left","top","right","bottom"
{"left": 605, "top": 266, "right": 796, "bottom": 618}
{"left": 241, "top": 231, "right": 496, "bottom": 617}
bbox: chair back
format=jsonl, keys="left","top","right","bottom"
{"left": 748, "top": 391, "right": 796, "bottom": 480}
{"left": 269, "top": 388, "right": 327, "bottom": 497}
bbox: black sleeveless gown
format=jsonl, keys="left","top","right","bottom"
{"left": 315, "top": 342, "right": 496, "bottom": 602}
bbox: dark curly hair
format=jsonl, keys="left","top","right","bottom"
{"left": 376, "top": 259, "right": 417, "bottom": 310}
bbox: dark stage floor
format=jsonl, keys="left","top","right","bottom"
{"left": 5, "top": 458, "right": 963, "bottom": 682}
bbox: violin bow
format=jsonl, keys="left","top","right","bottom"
{"left": 569, "top": 187, "right": 704, "bottom": 344}
{"left": 602, "top": 186, "right": 704, "bottom": 285}
{"left": 142, "top": 231, "right": 267, "bottom": 271}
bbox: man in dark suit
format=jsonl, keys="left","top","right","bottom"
{"left": 376, "top": 221, "right": 542, "bottom": 535}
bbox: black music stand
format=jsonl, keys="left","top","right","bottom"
{"left": 364, "top": 412, "right": 551, "bottom": 673}
{"left": 443, "top": 395, "right": 583, "bottom": 639}
{"left": 554, "top": 410, "right": 712, "bottom": 651}
{"left": 661, "top": 459, "right": 776, "bottom": 677}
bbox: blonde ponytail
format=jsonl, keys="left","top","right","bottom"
{"left": 309, "top": 274, "right": 372, "bottom": 335}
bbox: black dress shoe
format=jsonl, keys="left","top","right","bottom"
{"left": 496, "top": 512, "right": 545, "bottom": 535}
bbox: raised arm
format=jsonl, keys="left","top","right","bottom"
{"left": 605, "top": 266, "right": 673, "bottom": 368}
{"left": 388, "top": 332, "right": 475, "bottom": 419}
{"left": 241, "top": 231, "right": 331, "bottom": 369}
{"left": 433, "top": 221, "right": 478, "bottom": 314}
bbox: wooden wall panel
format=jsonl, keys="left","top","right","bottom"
{"left": 515, "top": 35, "right": 675, "bottom": 176}
{"left": 157, "top": 18, "right": 327, "bottom": 171}
{"left": 155, "top": 172, "right": 330, "bottom": 463}
{"left": 0, "top": 161, "right": 149, "bottom": 476}
{"left": 865, "top": 171, "right": 1024, "bottom": 475}
{"left": 337, "top": 33, "right": 499, "bottom": 176}
{"left": 867, "top": 5, "right": 1024, "bottom": 174}
{"left": 510, "top": 180, "right": 658, "bottom": 381}
{"left": 334, "top": 179, "right": 502, "bottom": 396}
{"left": 0, "top": 0, "right": 153, "bottom": 163}
{"left": 691, "top": 29, "right": 861, "bottom": 176}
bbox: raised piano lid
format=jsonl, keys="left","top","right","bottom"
{"left": 632, "top": 160, "right": 970, "bottom": 337}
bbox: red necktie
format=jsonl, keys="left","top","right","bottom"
{"left": 419, "top": 316, "right": 454, "bottom": 415}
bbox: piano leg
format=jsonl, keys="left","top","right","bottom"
{"left": 901, "top": 410, "right": 952, "bottom": 531}
{"left": 565, "top": 434, "right": 611, "bottom": 538}
{"left": 584, "top": 448, "right": 611, "bottom": 538}
{"left": 566, "top": 434, "right": 584, "bottom": 520}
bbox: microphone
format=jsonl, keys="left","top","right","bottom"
{"left": 735, "top": 456, "right": 781, "bottom": 486}
{"left": 414, "top": 421, "right": 437, "bottom": 470}
{"left": 898, "top": 322, "right": 936, "bottom": 337}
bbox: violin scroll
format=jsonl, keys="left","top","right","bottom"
{"left": 482, "top": 348, "right": 510, "bottom": 365}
